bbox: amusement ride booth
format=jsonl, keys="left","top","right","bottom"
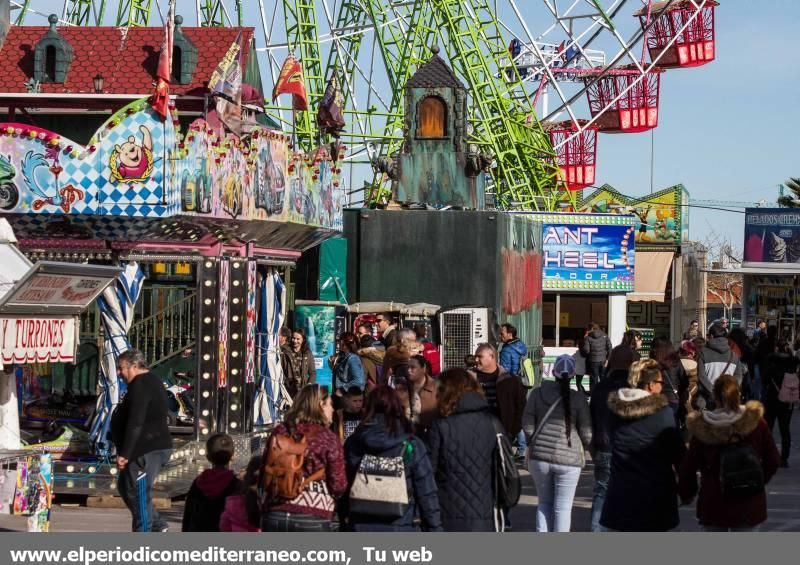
{"left": 0, "top": 220, "right": 121, "bottom": 530}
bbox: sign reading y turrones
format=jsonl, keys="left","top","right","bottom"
{"left": 0, "top": 261, "right": 120, "bottom": 365}
{"left": 0, "top": 316, "right": 77, "bottom": 363}
{"left": 540, "top": 213, "right": 637, "bottom": 292}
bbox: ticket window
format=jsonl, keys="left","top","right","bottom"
{"left": 542, "top": 293, "right": 610, "bottom": 347}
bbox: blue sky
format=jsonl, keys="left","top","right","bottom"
{"left": 582, "top": 2, "right": 800, "bottom": 249}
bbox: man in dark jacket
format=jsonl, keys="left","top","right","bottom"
{"left": 588, "top": 345, "right": 635, "bottom": 532}
{"left": 697, "top": 322, "right": 743, "bottom": 410}
{"left": 471, "top": 343, "right": 526, "bottom": 439}
{"left": 581, "top": 323, "right": 612, "bottom": 392}
{"left": 375, "top": 313, "right": 399, "bottom": 348}
{"left": 498, "top": 323, "right": 530, "bottom": 460}
{"left": 111, "top": 349, "right": 173, "bottom": 532}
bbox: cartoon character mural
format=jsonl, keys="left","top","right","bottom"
{"left": 109, "top": 126, "right": 154, "bottom": 183}
{"left": 0, "top": 97, "right": 344, "bottom": 229}
{"left": 578, "top": 183, "right": 686, "bottom": 248}
{"left": 254, "top": 142, "right": 286, "bottom": 216}
{"left": 0, "top": 154, "right": 20, "bottom": 210}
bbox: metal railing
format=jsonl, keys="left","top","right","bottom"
{"left": 128, "top": 292, "right": 198, "bottom": 368}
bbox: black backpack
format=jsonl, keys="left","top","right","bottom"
{"left": 491, "top": 418, "right": 521, "bottom": 509}
{"left": 719, "top": 436, "right": 764, "bottom": 498}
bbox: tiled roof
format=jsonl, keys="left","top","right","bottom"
{"left": 406, "top": 54, "right": 465, "bottom": 90}
{"left": 0, "top": 25, "right": 254, "bottom": 95}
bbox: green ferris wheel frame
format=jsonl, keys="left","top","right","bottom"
{"left": 277, "top": 0, "right": 562, "bottom": 210}
{"left": 16, "top": 0, "right": 567, "bottom": 210}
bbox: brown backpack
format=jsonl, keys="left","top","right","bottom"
{"left": 261, "top": 429, "right": 325, "bottom": 502}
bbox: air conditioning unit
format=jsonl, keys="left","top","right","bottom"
{"left": 438, "top": 307, "right": 491, "bottom": 370}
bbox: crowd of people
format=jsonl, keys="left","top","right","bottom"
{"left": 111, "top": 313, "right": 793, "bottom": 533}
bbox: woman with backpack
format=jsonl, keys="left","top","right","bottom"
{"left": 427, "top": 368, "right": 499, "bottom": 531}
{"left": 600, "top": 359, "right": 686, "bottom": 531}
{"left": 679, "top": 375, "right": 780, "bottom": 531}
{"left": 523, "top": 354, "right": 592, "bottom": 532}
{"left": 260, "top": 384, "right": 348, "bottom": 532}
{"left": 343, "top": 386, "right": 442, "bottom": 532}
{"left": 763, "top": 340, "right": 797, "bottom": 467}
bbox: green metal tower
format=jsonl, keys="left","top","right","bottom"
{"left": 115, "top": 0, "right": 151, "bottom": 26}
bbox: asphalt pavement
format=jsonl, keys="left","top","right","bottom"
{"left": 1, "top": 411, "right": 799, "bottom": 532}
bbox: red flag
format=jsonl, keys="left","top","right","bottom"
{"left": 272, "top": 55, "right": 308, "bottom": 111}
{"left": 150, "top": 0, "right": 174, "bottom": 121}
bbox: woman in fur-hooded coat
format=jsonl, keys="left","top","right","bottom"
{"left": 679, "top": 376, "right": 780, "bottom": 531}
{"left": 600, "top": 359, "right": 686, "bottom": 532}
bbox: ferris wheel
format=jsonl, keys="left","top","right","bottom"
{"left": 11, "top": 0, "right": 719, "bottom": 211}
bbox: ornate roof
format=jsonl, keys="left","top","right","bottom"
{"left": 0, "top": 22, "right": 253, "bottom": 95}
{"left": 406, "top": 46, "right": 465, "bottom": 90}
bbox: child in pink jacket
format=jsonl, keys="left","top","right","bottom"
{"left": 220, "top": 457, "right": 261, "bottom": 532}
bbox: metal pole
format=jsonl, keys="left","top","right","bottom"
{"left": 650, "top": 129, "right": 655, "bottom": 194}
{"left": 555, "top": 293, "right": 561, "bottom": 346}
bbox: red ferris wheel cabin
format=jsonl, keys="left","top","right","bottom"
{"left": 583, "top": 65, "right": 664, "bottom": 134}
{"left": 635, "top": 0, "right": 719, "bottom": 69}
{"left": 543, "top": 120, "right": 598, "bottom": 191}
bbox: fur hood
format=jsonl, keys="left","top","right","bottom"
{"left": 358, "top": 347, "right": 385, "bottom": 365}
{"left": 686, "top": 401, "right": 764, "bottom": 445}
{"left": 607, "top": 388, "right": 669, "bottom": 420}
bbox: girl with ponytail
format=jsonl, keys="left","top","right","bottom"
{"left": 522, "top": 354, "right": 592, "bottom": 532}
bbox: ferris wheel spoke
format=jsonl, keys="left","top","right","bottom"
{"left": 552, "top": 0, "right": 712, "bottom": 149}
{"left": 508, "top": 0, "right": 580, "bottom": 127}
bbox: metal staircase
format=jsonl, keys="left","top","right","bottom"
{"left": 128, "top": 291, "right": 197, "bottom": 368}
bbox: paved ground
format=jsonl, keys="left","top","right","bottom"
{"left": 1, "top": 415, "right": 799, "bottom": 533}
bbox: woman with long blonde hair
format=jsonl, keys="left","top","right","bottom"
{"left": 599, "top": 359, "right": 686, "bottom": 531}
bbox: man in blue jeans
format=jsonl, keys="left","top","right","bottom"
{"left": 111, "top": 349, "right": 174, "bottom": 532}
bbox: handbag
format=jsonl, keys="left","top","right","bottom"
{"left": 491, "top": 418, "right": 521, "bottom": 510}
{"left": 348, "top": 441, "right": 411, "bottom": 519}
{"left": 527, "top": 396, "right": 562, "bottom": 451}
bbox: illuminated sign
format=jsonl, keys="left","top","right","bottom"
{"left": 540, "top": 214, "right": 636, "bottom": 292}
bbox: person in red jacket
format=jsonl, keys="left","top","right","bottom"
{"left": 679, "top": 374, "right": 780, "bottom": 531}
{"left": 414, "top": 323, "right": 441, "bottom": 376}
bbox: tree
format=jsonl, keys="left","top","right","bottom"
{"left": 703, "top": 231, "right": 743, "bottom": 322}
{"left": 777, "top": 177, "right": 800, "bottom": 208}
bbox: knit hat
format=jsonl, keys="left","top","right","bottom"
{"left": 552, "top": 354, "right": 576, "bottom": 380}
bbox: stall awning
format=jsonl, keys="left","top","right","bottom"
{"left": 629, "top": 251, "right": 674, "bottom": 302}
